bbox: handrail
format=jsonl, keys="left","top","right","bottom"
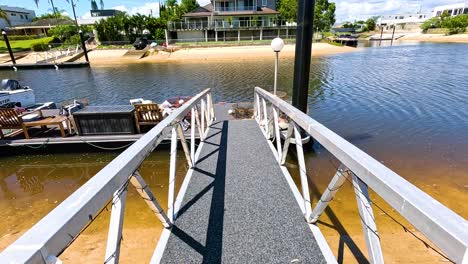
{"left": 254, "top": 87, "right": 468, "bottom": 263}
{"left": 0, "top": 88, "right": 215, "bottom": 264}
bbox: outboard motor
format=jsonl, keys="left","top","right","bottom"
{"left": 133, "top": 37, "right": 148, "bottom": 50}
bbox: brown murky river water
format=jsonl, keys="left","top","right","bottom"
{"left": 0, "top": 42, "right": 467, "bottom": 263}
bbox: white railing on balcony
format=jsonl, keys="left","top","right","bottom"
{"left": 214, "top": 5, "right": 256, "bottom": 12}
{"left": 0, "top": 89, "right": 215, "bottom": 264}
{"left": 167, "top": 20, "right": 295, "bottom": 30}
{"left": 254, "top": 87, "right": 468, "bottom": 264}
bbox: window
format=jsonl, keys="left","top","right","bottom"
{"left": 25, "top": 15, "right": 28, "bottom": 19}
{"left": 454, "top": 9, "right": 458, "bottom": 15}
{"left": 11, "top": 13, "right": 16, "bottom": 16}
{"left": 395, "top": 16, "right": 398, "bottom": 19}
{"left": 447, "top": 9, "right": 452, "bottom": 15}
{"left": 419, "top": 15, "right": 422, "bottom": 18}
{"left": 20, "top": 15, "right": 24, "bottom": 19}
{"left": 262, "top": 0, "right": 267, "bottom": 6}
{"left": 436, "top": 11, "right": 441, "bottom": 16}
{"left": 464, "top": 8, "right": 468, "bottom": 14}
{"left": 399, "top": 16, "right": 404, "bottom": 19}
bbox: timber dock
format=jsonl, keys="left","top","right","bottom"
{"left": 1, "top": 88, "right": 467, "bottom": 264}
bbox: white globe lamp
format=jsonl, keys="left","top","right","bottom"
{"left": 271, "top": 37, "right": 284, "bottom": 95}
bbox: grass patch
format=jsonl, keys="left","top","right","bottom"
{"left": 0, "top": 37, "right": 54, "bottom": 53}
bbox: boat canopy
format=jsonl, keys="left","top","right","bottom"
{"left": 1, "top": 80, "right": 24, "bottom": 91}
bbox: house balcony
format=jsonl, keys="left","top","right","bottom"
{"left": 168, "top": 20, "right": 297, "bottom": 31}
{"left": 214, "top": 6, "right": 256, "bottom": 12}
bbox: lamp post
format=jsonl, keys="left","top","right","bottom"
{"left": 2, "top": 30, "right": 16, "bottom": 65}
{"left": 271, "top": 37, "right": 284, "bottom": 95}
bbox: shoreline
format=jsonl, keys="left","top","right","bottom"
{"left": 399, "top": 33, "right": 468, "bottom": 43}
{"left": 76, "top": 43, "right": 360, "bottom": 66}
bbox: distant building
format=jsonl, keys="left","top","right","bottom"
{"left": 168, "top": 0, "right": 296, "bottom": 42}
{"left": 77, "top": 9, "right": 123, "bottom": 25}
{"left": 0, "top": 5, "right": 35, "bottom": 30}
{"left": 377, "top": 13, "right": 430, "bottom": 27}
{"left": 9, "top": 18, "right": 74, "bottom": 36}
{"left": 433, "top": 3, "right": 468, "bottom": 17}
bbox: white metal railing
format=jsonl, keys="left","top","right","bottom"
{"left": 0, "top": 89, "right": 215, "bottom": 264}
{"left": 254, "top": 87, "right": 468, "bottom": 263}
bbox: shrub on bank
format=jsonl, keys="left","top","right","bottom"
{"left": 421, "top": 14, "right": 468, "bottom": 34}
{"left": 31, "top": 42, "right": 50, "bottom": 51}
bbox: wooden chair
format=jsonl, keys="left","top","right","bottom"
{"left": 134, "top": 103, "right": 163, "bottom": 133}
{"left": 0, "top": 108, "right": 68, "bottom": 139}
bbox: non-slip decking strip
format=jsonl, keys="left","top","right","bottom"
{"left": 160, "top": 119, "right": 326, "bottom": 263}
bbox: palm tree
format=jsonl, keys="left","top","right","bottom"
{"left": 34, "top": 0, "right": 58, "bottom": 18}
{"left": 0, "top": 8, "right": 10, "bottom": 26}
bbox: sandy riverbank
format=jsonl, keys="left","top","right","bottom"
{"left": 400, "top": 33, "right": 468, "bottom": 43}
{"left": 76, "top": 43, "right": 359, "bottom": 65}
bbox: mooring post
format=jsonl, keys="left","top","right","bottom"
{"left": 379, "top": 26, "right": 384, "bottom": 47}
{"left": 79, "top": 30, "right": 89, "bottom": 63}
{"left": 390, "top": 25, "right": 396, "bottom": 46}
{"left": 292, "top": 0, "right": 315, "bottom": 113}
{"left": 2, "top": 30, "right": 16, "bottom": 65}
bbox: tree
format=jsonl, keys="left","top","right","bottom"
{"left": 277, "top": 0, "right": 335, "bottom": 31}
{"left": 91, "top": 0, "right": 98, "bottom": 10}
{"left": 180, "top": 0, "right": 199, "bottom": 14}
{"left": 34, "top": 0, "right": 58, "bottom": 18}
{"left": 364, "top": 18, "right": 376, "bottom": 31}
{"left": 314, "top": 0, "right": 336, "bottom": 32}
{"left": 0, "top": 8, "right": 9, "bottom": 23}
{"left": 277, "top": 0, "right": 297, "bottom": 22}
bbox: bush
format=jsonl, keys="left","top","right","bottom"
{"left": 421, "top": 14, "right": 468, "bottom": 33}
{"left": 64, "top": 34, "right": 81, "bottom": 45}
{"left": 31, "top": 42, "right": 50, "bottom": 51}
{"left": 7, "top": 35, "right": 41, "bottom": 41}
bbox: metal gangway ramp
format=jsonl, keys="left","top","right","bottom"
{"left": 1, "top": 88, "right": 467, "bottom": 264}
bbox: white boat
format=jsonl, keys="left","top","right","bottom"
{"left": 0, "top": 79, "right": 56, "bottom": 111}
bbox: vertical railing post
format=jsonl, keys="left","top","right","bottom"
{"left": 209, "top": 93, "right": 215, "bottom": 124}
{"left": 191, "top": 107, "right": 196, "bottom": 163}
{"left": 131, "top": 172, "right": 171, "bottom": 228}
{"left": 176, "top": 122, "right": 193, "bottom": 168}
{"left": 204, "top": 95, "right": 210, "bottom": 126}
{"left": 255, "top": 93, "right": 261, "bottom": 123}
{"left": 309, "top": 165, "right": 348, "bottom": 223}
{"left": 272, "top": 106, "right": 282, "bottom": 162}
{"left": 201, "top": 99, "right": 206, "bottom": 136}
{"left": 280, "top": 123, "right": 294, "bottom": 165}
{"left": 194, "top": 106, "right": 204, "bottom": 141}
{"left": 104, "top": 185, "right": 128, "bottom": 264}
{"left": 168, "top": 125, "right": 178, "bottom": 223}
{"left": 352, "top": 173, "right": 384, "bottom": 263}
{"left": 261, "top": 97, "right": 269, "bottom": 138}
{"left": 294, "top": 122, "right": 312, "bottom": 220}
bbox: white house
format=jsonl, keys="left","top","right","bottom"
{"left": 0, "top": 5, "right": 35, "bottom": 30}
{"left": 433, "top": 3, "right": 468, "bottom": 17}
{"left": 377, "top": 13, "right": 430, "bottom": 26}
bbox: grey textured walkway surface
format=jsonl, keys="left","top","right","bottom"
{"left": 161, "top": 119, "right": 326, "bottom": 263}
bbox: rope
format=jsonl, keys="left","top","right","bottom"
{"left": 327, "top": 159, "right": 454, "bottom": 263}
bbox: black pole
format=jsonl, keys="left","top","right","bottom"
{"left": 2, "top": 30, "right": 16, "bottom": 65}
{"left": 379, "top": 26, "right": 384, "bottom": 46}
{"left": 390, "top": 25, "right": 396, "bottom": 46}
{"left": 79, "top": 30, "right": 89, "bottom": 63}
{"left": 292, "top": 0, "right": 316, "bottom": 113}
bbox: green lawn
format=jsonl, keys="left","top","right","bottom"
{"left": 0, "top": 37, "right": 54, "bottom": 53}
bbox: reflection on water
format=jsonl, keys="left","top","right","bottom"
{"left": 0, "top": 42, "right": 467, "bottom": 262}
{"left": 0, "top": 151, "right": 188, "bottom": 262}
